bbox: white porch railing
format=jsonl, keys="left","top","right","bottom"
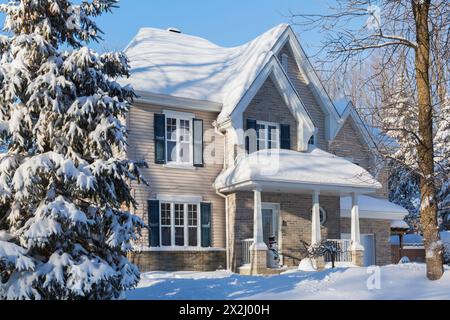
{"left": 241, "top": 239, "right": 254, "bottom": 265}
{"left": 325, "top": 239, "right": 352, "bottom": 263}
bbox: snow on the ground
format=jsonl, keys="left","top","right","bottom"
{"left": 125, "top": 264, "right": 450, "bottom": 300}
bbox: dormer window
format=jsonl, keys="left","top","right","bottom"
{"left": 281, "top": 54, "right": 288, "bottom": 72}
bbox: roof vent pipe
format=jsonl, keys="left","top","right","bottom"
{"left": 167, "top": 28, "right": 181, "bottom": 34}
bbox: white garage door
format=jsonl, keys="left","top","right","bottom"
{"left": 341, "top": 234, "right": 376, "bottom": 266}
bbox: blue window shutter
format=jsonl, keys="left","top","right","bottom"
{"left": 193, "top": 119, "right": 204, "bottom": 167}
{"left": 148, "top": 200, "right": 160, "bottom": 247}
{"left": 280, "top": 124, "right": 291, "bottom": 150}
{"left": 154, "top": 114, "right": 166, "bottom": 164}
{"left": 246, "top": 119, "right": 257, "bottom": 154}
{"left": 201, "top": 203, "right": 212, "bottom": 247}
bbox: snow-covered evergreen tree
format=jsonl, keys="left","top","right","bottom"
{"left": 0, "top": 0, "right": 146, "bottom": 300}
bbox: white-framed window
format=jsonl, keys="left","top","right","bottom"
{"left": 281, "top": 53, "right": 288, "bottom": 72}
{"left": 160, "top": 202, "right": 201, "bottom": 247}
{"left": 257, "top": 121, "right": 280, "bottom": 150}
{"left": 165, "top": 111, "right": 193, "bottom": 165}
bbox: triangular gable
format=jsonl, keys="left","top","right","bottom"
{"left": 228, "top": 56, "right": 315, "bottom": 152}
{"left": 335, "top": 102, "right": 377, "bottom": 154}
{"left": 271, "top": 26, "right": 342, "bottom": 141}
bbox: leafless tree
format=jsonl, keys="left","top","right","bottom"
{"left": 291, "top": 0, "right": 449, "bottom": 280}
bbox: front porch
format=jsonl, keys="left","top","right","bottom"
{"left": 232, "top": 189, "right": 365, "bottom": 275}
{"left": 215, "top": 148, "right": 382, "bottom": 275}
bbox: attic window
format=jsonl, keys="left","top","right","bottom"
{"left": 281, "top": 54, "right": 288, "bottom": 72}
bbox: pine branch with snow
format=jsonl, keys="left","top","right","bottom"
{"left": 0, "top": 0, "right": 146, "bottom": 300}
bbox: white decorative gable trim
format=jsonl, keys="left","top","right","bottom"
{"left": 229, "top": 56, "right": 315, "bottom": 152}
{"left": 272, "top": 27, "right": 342, "bottom": 141}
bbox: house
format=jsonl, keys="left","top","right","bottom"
{"left": 123, "top": 24, "right": 408, "bottom": 275}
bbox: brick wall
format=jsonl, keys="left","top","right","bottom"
{"left": 243, "top": 77, "right": 299, "bottom": 151}
{"left": 129, "top": 250, "right": 226, "bottom": 272}
{"left": 227, "top": 191, "right": 341, "bottom": 271}
{"left": 278, "top": 44, "right": 328, "bottom": 150}
{"left": 341, "top": 218, "right": 391, "bottom": 266}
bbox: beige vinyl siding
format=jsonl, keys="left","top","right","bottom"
{"left": 127, "top": 102, "right": 226, "bottom": 248}
{"left": 278, "top": 44, "right": 327, "bottom": 150}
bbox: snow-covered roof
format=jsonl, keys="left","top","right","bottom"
{"left": 214, "top": 148, "right": 382, "bottom": 193}
{"left": 391, "top": 220, "right": 410, "bottom": 229}
{"left": 341, "top": 195, "right": 408, "bottom": 221}
{"left": 125, "top": 24, "right": 289, "bottom": 122}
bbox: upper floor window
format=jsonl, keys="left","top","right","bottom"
{"left": 154, "top": 111, "right": 204, "bottom": 167}
{"left": 281, "top": 54, "right": 289, "bottom": 72}
{"left": 246, "top": 118, "right": 290, "bottom": 154}
{"left": 166, "top": 116, "right": 192, "bottom": 164}
{"left": 257, "top": 121, "right": 280, "bottom": 150}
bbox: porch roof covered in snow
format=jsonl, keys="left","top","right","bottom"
{"left": 214, "top": 148, "right": 382, "bottom": 195}
{"left": 341, "top": 196, "right": 409, "bottom": 221}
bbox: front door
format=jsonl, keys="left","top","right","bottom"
{"left": 261, "top": 204, "right": 279, "bottom": 247}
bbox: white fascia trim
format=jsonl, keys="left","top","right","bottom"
{"left": 230, "top": 57, "right": 315, "bottom": 152}
{"left": 341, "top": 209, "right": 407, "bottom": 221}
{"left": 273, "top": 27, "right": 341, "bottom": 140}
{"left": 217, "top": 179, "right": 380, "bottom": 195}
{"left": 134, "top": 90, "right": 223, "bottom": 113}
{"left": 163, "top": 109, "right": 195, "bottom": 119}
{"left": 156, "top": 194, "right": 203, "bottom": 203}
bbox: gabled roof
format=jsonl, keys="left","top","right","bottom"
{"left": 125, "top": 24, "right": 289, "bottom": 120}
{"left": 332, "top": 99, "right": 377, "bottom": 152}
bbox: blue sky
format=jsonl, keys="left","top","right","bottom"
{"left": 90, "top": 0, "right": 331, "bottom": 55}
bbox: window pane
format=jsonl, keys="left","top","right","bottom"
{"left": 268, "top": 126, "right": 279, "bottom": 149}
{"left": 161, "top": 227, "right": 171, "bottom": 246}
{"left": 188, "top": 204, "right": 198, "bottom": 226}
{"left": 167, "top": 141, "right": 177, "bottom": 162}
{"left": 180, "top": 119, "right": 190, "bottom": 142}
{"left": 180, "top": 142, "right": 190, "bottom": 163}
{"left": 175, "top": 204, "right": 184, "bottom": 226}
{"left": 188, "top": 227, "right": 198, "bottom": 246}
{"left": 175, "top": 227, "right": 184, "bottom": 246}
{"left": 166, "top": 118, "right": 177, "bottom": 140}
{"left": 161, "top": 203, "right": 171, "bottom": 225}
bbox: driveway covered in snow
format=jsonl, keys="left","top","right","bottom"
{"left": 126, "top": 264, "right": 450, "bottom": 300}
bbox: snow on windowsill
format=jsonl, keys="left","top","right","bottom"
{"left": 133, "top": 246, "right": 226, "bottom": 252}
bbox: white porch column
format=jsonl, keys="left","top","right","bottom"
{"left": 252, "top": 188, "right": 267, "bottom": 250}
{"left": 311, "top": 190, "right": 321, "bottom": 245}
{"left": 350, "top": 193, "right": 361, "bottom": 246}
{"left": 350, "top": 192, "right": 365, "bottom": 266}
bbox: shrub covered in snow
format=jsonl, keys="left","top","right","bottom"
{"left": 0, "top": 0, "right": 146, "bottom": 300}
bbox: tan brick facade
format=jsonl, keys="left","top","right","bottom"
{"left": 129, "top": 250, "right": 226, "bottom": 272}
{"left": 227, "top": 191, "right": 341, "bottom": 272}
{"left": 243, "top": 77, "right": 298, "bottom": 152}
{"left": 340, "top": 218, "right": 392, "bottom": 266}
